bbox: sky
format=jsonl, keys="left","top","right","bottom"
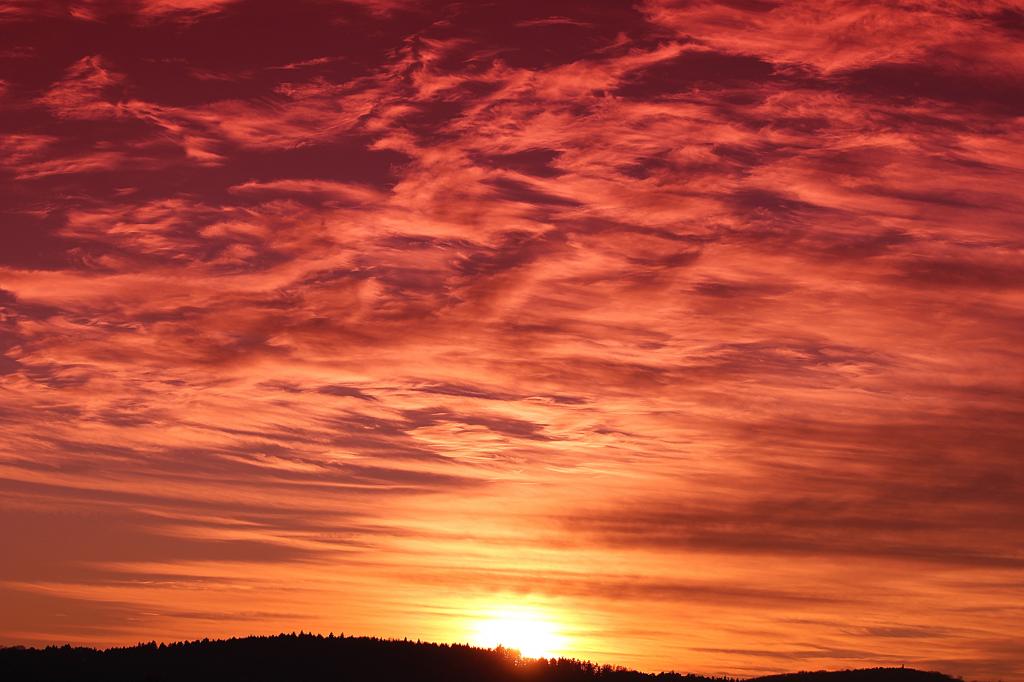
{"left": 1, "top": 0, "right": 1023, "bottom": 679}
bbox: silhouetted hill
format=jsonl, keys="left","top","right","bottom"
{"left": 750, "top": 670, "right": 960, "bottom": 682}
{"left": 0, "top": 633, "right": 961, "bottom": 682}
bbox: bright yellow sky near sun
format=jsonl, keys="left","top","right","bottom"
{"left": 466, "top": 604, "right": 571, "bottom": 659}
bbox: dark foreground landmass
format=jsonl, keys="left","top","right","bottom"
{"left": 0, "top": 633, "right": 961, "bottom": 682}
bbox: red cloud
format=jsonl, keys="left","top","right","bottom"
{"left": 1, "top": 3, "right": 1022, "bottom": 681}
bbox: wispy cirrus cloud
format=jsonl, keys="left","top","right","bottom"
{"left": 1, "top": 1, "right": 1022, "bottom": 680}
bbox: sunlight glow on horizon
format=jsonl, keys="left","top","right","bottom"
{"left": 467, "top": 605, "right": 571, "bottom": 660}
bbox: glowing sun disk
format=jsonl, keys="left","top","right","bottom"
{"left": 470, "top": 607, "right": 567, "bottom": 659}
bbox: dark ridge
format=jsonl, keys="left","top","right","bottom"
{"left": 0, "top": 632, "right": 961, "bottom": 682}
{"left": 751, "top": 670, "right": 961, "bottom": 682}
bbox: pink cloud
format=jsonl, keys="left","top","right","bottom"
{"left": 135, "top": 0, "right": 238, "bottom": 17}
{"left": 37, "top": 56, "right": 123, "bottom": 119}
{"left": 642, "top": 0, "right": 1024, "bottom": 74}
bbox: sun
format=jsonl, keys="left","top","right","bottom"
{"left": 469, "top": 606, "right": 568, "bottom": 659}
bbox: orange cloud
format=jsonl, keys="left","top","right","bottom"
{"left": 1, "top": 2, "right": 1022, "bottom": 681}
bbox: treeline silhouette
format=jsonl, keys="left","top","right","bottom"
{"left": 0, "top": 632, "right": 961, "bottom": 682}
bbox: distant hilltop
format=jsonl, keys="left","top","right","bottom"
{"left": 0, "top": 632, "right": 962, "bottom": 682}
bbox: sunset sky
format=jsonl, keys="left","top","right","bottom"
{"left": 2, "top": 1, "right": 1023, "bottom": 680}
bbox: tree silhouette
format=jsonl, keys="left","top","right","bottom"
{"left": 0, "top": 633, "right": 962, "bottom": 682}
